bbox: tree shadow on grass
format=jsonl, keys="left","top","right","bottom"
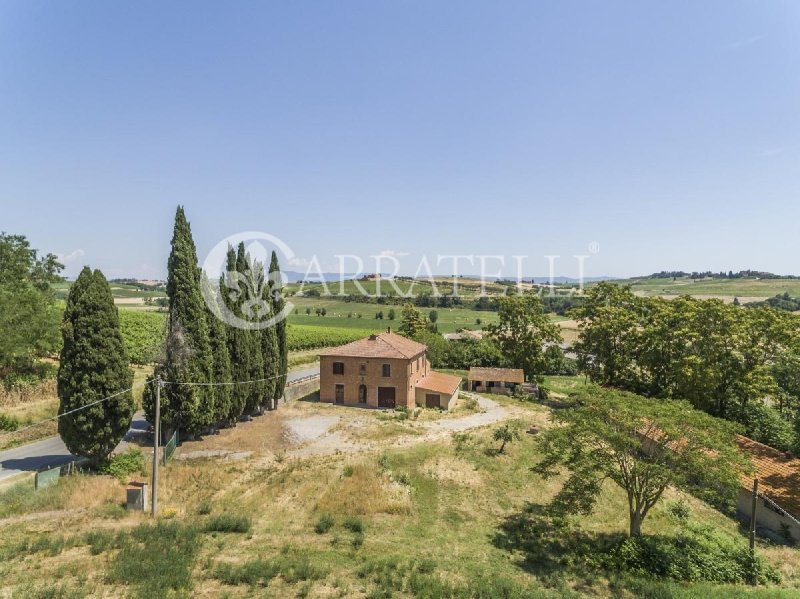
{"left": 492, "top": 502, "right": 779, "bottom": 591}
{"left": 491, "top": 502, "right": 626, "bottom": 586}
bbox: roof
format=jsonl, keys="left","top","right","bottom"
{"left": 467, "top": 367, "right": 525, "bottom": 384}
{"left": 444, "top": 330, "right": 484, "bottom": 341}
{"left": 736, "top": 435, "right": 800, "bottom": 519}
{"left": 318, "top": 331, "right": 427, "bottom": 360}
{"left": 417, "top": 371, "right": 462, "bottom": 396}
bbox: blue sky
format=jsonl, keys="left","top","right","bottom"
{"left": 1, "top": 1, "right": 798, "bottom": 279}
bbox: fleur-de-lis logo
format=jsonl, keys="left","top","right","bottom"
{"left": 201, "top": 232, "right": 295, "bottom": 331}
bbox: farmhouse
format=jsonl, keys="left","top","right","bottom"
{"left": 319, "top": 331, "right": 461, "bottom": 410}
{"left": 467, "top": 367, "right": 524, "bottom": 395}
{"left": 736, "top": 436, "right": 800, "bottom": 543}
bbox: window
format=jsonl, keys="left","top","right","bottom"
{"left": 333, "top": 362, "right": 344, "bottom": 375}
{"left": 359, "top": 363, "right": 367, "bottom": 375}
{"left": 382, "top": 363, "right": 391, "bottom": 377}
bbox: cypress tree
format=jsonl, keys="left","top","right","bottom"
{"left": 57, "top": 267, "right": 134, "bottom": 466}
{"left": 225, "top": 246, "right": 250, "bottom": 421}
{"left": 236, "top": 243, "right": 266, "bottom": 415}
{"left": 202, "top": 272, "right": 233, "bottom": 426}
{"left": 258, "top": 259, "right": 279, "bottom": 409}
{"left": 269, "top": 250, "right": 288, "bottom": 405}
{"left": 161, "top": 206, "right": 214, "bottom": 434}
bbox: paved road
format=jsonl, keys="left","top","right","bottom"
{"left": 0, "top": 366, "right": 320, "bottom": 483}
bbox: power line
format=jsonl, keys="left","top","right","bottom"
{"left": 0, "top": 370, "right": 312, "bottom": 440}
{"left": 0, "top": 382, "right": 146, "bottom": 440}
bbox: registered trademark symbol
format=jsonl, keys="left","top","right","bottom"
{"left": 588, "top": 242, "right": 600, "bottom": 255}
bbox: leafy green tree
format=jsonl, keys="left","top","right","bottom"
{"left": 486, "top": 294, "right": 560, "bottom": 383}
{"left": 269, "top": 251, "right": 288, "bottom": 405}
{"left": 492, "top": 424, "right": 519, "bottom": 454}
{"left": 387, "top": 308, "right": 396, "bottom": 321}
{"left": 57, "top": 267, "right": 134, "bottom": 465}
{"left": 0, "top": 233, "right": 63, "bottom": 377}
{"left": 570, "top": 283, "right": 642, "bottom": 388}
{"left": 154, "top": 206, "right": 215, "bottom": 434}
{"left": 398, "top": 303, "right": 427, "bottom": 338}
{"left": 428, "top": 310, "right": 438, "bottom": 324}
{"left": 533, "top": 386, "right": 746, "bottom": 537}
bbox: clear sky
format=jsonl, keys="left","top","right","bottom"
{"left": 1, "top": 1, "right": 798, "bottom": 279}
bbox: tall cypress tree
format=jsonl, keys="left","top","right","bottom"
{"left": 161, "top": 206, "right": 214, "bottom": 434}
{"left": 57, "top": 267, "right": 134, "bottom": 466}
{"left": 225, "top": 246, "right": 249, "bottom": 421}
{"left": 202, "top": 272, "right": 233, "bottom": 426}
{"left": 258, "top": 259, "right": 279, "bottom": 409}
{"left": 236, "top": 243, "right": 266, "bottom": 415}
{"left": 269, "top": 251, "right": 288, "bottom": 406}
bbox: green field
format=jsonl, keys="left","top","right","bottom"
{"left": 606, "top": 276, "right": 800, "bottom": 300}
{"left": 286, "top": 276, "right": 514, "bottom": 298}
{"left": 287, "top": 297, "right": 497, "bottom": 334}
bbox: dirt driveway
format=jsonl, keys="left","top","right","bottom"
{"left": 284, "top": 392, "right": 510, "bottom": 458}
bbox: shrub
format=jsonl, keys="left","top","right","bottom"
{"left": 86, "top": 530, "right": 117, "bottom": 555}
{"left": 99, "top": 448, "right": 145, "bottom": 481}
{"left": 343, "top": 516, "right": 364, "bottom": 534}
{"left": 667, "top": 500, "right": 690, "bottom": 523}
{"left": 314, "top": 513, "right": 335, "bottom": 534}
{"left": 0, "top": 413, "right": 20, "bottom": 431}
{"left": 351, "top": 532, "right": 364, "bottom": 549}
{"left": 610, "top": 527, "right": 781, "bottom": 585}
{"left": 342, "top": 465, "right": 354, "bottom": 477}
{"left": 205, "top": 513, "right": 252, "bottom": 534}
{"left": 214, "top": 551, "right": 326, "bottom": 587}
{"left": 197, "top": 499, "right": 213, "bottom": 515}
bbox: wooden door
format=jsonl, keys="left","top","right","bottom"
{"left": 377, "top": 386, "right": 396, "bottom": 408}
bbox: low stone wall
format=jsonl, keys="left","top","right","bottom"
{"left": 283, "top": 375, "right": 321, "bottom": 403}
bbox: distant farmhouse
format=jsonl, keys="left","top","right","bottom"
{"left": 467, "top": 367, "right": 525, "bottom": 395}
{"left": 443, "top": 330, "right": 484, "bottom": 342}
{"left": 319, "top": 331, "right": 461, "bottom": 410}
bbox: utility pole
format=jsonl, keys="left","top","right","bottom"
{"left": 151, "top": 375, "right": 161, "bottom": 517}
{"left": 749, "top": 478, "right": 759, "bottom": 554}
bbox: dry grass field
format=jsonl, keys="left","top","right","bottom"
{"left": 0, "top": 387, "right": 798, "bottom": 598}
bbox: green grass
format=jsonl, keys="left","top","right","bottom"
{"left": 105, "top": 521, "right": 200, "bottom": 598}
{"left": 205, "top": 513, "right": 252, "bottom": 533}
{"left": 288, "top": 297, "right": 499, "bottom": 333}
{"left": 605, "top": 276, "right": 800, "bottom": 299}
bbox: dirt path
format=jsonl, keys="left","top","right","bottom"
{"left": 285, "top": 393, "right": 510, "bottom": 458}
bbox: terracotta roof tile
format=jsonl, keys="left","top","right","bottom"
{"left": 417, "top": 371, "right": 462, "bottom": 396}
{"left": 736, "top": 435, "right": 800, "bottom": 519}
{"left": 318, "top": 332, "right": 426, "bottom": 359}
{"left": 467, "top": 367, "right": 525, "bottom": 384}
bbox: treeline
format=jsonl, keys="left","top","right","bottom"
{"left": 142, "top": 207, "right": 288, "bottom": 437}
{"left": 398, "top": 301, "right": 577, "bottom": 377}
{"left": 304, "top": 290, "right": 583, "bottom": 316}
{"left": 747, "top": 293, "right": 800, "bottom": 312}
{"left": 0, "top": 233, "right": 63, "bottom": 385}
{"left": 572, "top": 283, "right": 800, "bottom": 453}
{"left": 109, "top": 278, "right": 166, "bottom": 291}
{"left": 649, "top": 270, "right": 798, "bottom": 280}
